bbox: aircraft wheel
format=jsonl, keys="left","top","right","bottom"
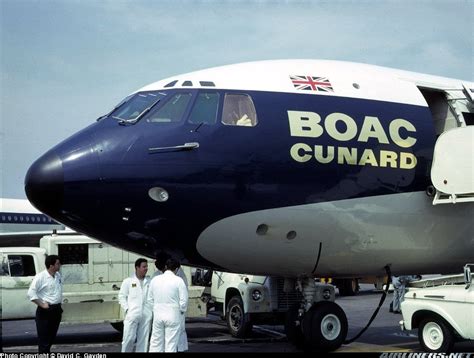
{"left": 226, "top": 295, "right": 253, "bottom": 338}
{"left": 419, "top": 317, "right": 454, "bottom": 353}
{"left": 284, "top": 304, "right": 305, "bottom": 348}
{"left": 302, "top": 301, "right": 348, "bottom": 352}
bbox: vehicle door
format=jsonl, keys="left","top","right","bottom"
{"left": 0, "top": 251, "right": 39, "bottom": 319}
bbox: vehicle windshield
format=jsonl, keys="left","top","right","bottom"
{"left": 110, "top": 92, "right": 167, "bottom": 121}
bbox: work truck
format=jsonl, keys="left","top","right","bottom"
{"left": 194, "top": 268, "right": 338, "bottom": 339}
{"left": 0, "top": 234, "right": 207, "bottom": 327}
{"left": 400, "top": 264, "right": 474, "bottom": 352}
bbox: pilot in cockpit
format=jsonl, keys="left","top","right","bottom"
{"left": 222, "top": 95, "right": 256, "bottom": 126}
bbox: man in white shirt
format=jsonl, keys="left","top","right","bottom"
{"left": 148, "top": 258, "right": 188, "bottom": 352}
{"left": 118, "top": 258, "right": 152, "bottom": 352}
{"left": 27, "top": 254, "right": 63, "bottom": 353}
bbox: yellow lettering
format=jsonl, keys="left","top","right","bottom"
{"left": 325, "top": 112, "right": 357, "bottom": 141}
{"left": 358, "top": 149, "right": 379, "bottom": 166}
{"left": 358, "top": 116, "right": 389, "bottom": 144}
{"left": 288, "top": 111, "right": 323, "bottom": 138}
{"left": 379, "top": 150, "right": 398, "bottom": 168}
{"left": 314, "top": 145, "right": 334, "bottom": 164}
{"left": 338, "top": 147, "right": 358, "bottom": 165}
{"left": 290, "top": 143, "right": 312, "bottom": 162}
{"left": 400, "top": 152, "right": 417, "bottom": 169}
{"left": 389, "top": 119, "right": 417, "bottom": 148}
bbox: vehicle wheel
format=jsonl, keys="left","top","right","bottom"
{"left": 338, "top": 279, "right": 359, "bottom": 296}
{"left": 226, "top": 295, "right": 253, "bottom": 338}
{"left": 110, "top": 321, "right": 123, "bottom": 333}
{"left": 302, "top": 301, "right": 348, "bottom": 352}
{"left": 419, "top": 317, "right": 454, "bottom": 353}
{"left": 284, "top": 303, "right": 305, "bottom": 348}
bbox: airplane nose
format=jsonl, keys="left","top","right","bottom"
{"left": 25, "top": 150, "right": 64, "bottom": 215}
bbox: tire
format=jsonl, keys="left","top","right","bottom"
{"left": 110, "top": 321, "right": 124, "bottom": 333}
{"left": 418, "top": 317, "right": 454, "bottom": 353}
{"left": 226, "top": 295, "right": 253, "bottom": 338}
{"left": 302, "top": 301, "right": 348, "bottom": 352}
{"left": 284, "top": 303, "right": 305, "bottom": 348}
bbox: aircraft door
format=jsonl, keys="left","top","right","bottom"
{"left": 419, "top": 86, "right": 474, "bottom": 204}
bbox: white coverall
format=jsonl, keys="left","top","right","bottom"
{"left": 152, "top": 267, "right": 189, "bottom": 351}
{"left": 148, "top": 270, "right": 188, "bottom": 352}
{"left": 118, "top": 273, "right": 152, "bottom": 352}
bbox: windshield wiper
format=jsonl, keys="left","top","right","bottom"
{"left": 191, "top": 122, "right": 204, "bottom": 133}
{"left": 96, "top": 96, "right": 132, "bottom": 122}
{"left": 118, "top": 98, "right": 162, "bottom": 125}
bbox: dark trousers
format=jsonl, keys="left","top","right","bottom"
{"left": 35, "top": 304, "right": 62, "bottom": 353}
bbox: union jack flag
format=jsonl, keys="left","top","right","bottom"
{"left": 290, "top": 75, "right": 334, "bottom": 92}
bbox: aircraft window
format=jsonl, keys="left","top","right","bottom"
{"left": 58, "top": 244, "right": 88, "bottom": 265}
{"left": 164, "top": 80, "right": 178, "bottom": 88}
{"left": 221, "top": 93, "right": 258, "bottom": 127}
{"left": 146, "top": 93, "right": 192, "bottom": 123}
{"left": 200, "top": 81, "right": 215, "bottom": 87}
{"left": 110, "top": 92, "right": 166, "bottom": 122}
{"left": 188, "top": 92, "right": 220, "bottom": 125}
{"left": 7, "top": 255, "right": 36, "bottom": 277}
{"left": 182, "top": 81, "right": 193, "bottom": 87}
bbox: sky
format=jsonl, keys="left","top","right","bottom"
{"left": 1, "top": 0, "right": 473, "bottom": 199}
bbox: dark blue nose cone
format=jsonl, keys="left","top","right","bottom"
{"left": 25, "top": 150, "right": 64, "bottom": 215}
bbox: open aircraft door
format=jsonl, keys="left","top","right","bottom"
{"left": 428, "top": 83, "right": 474, "bottom": 205}
{"left": 431, "top": 126, "right": 474, "bottom": 204}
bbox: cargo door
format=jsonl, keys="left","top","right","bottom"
{"left": 107, "top": 246, "right": 125, "bottom": 283}
{"left": 90, "top": 243, "right": 127, "bottom": 283}
{"left": 91, "top": 243, "right": 109, "bottom": 284}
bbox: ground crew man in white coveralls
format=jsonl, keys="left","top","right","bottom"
{"left": 152, "top": 256, "right": 189, "bottom": 352}
{"left": 118, "top": 258, "right": 152, "bottom": 352}
{"left": 148, "top": 258, "right": 188, "bottom": 352}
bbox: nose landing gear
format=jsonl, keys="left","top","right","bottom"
{"left": 302, "top": 301, "right": 348, "bottom": 351}
{"left": 284, "top": 277, "right": 348, "bottom": 352}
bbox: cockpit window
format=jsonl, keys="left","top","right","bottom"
{"left": 110, "top": 92, "right": 165, "bottom": 121}
{"left": 221, "top": 93, "right": 257, "bottom": 127}
{"left": 146, "top": 92, "right": 192, "bottom": 123}
{"left": 188, "top": 92, "right": 220, "bottom": 125}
